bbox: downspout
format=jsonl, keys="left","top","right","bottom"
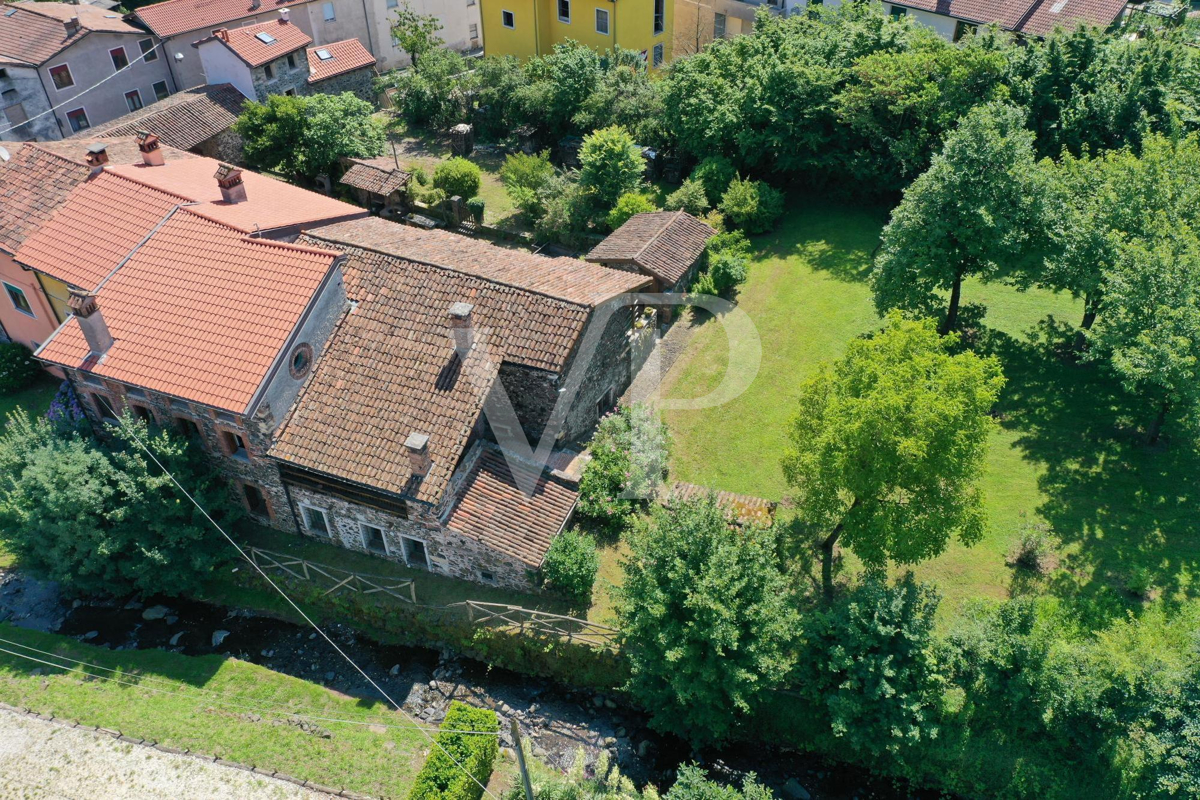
{"left": 534, "top": 0, "right": 542, "bottom": 56}
{"left": 611, "top": 0, "right": 617, "bottom": 52}
{"left": 359, "top": 0, "right": 376, "bottom": 60}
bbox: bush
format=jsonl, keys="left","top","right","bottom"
{"left": 410, "top": 701, "right": 499, "bottom": 800}
{"left": 578, "top": 125, "right": 644, "bottom": 213}
{"left": 0, "top": 342, "right": 39, "bottom": 394}
{"left": 500, "top": 150, "right": 555, "bottom": 219}
{"left": 664, "top": 178, "right": 710, "bottom": 216}
{"left": 533, "top": 174, "right": 593, "bottom": 248}
{"left": 692, "top": 156, "right": 737, "bottom": 206}
{"left": 540, "top": 529, "right": 599, "bottom": 604}
{"left": 707, "top": 250, "right": 748, "bottom": 294}
{"left": 433, "top": 157, "right": 482, "bottom": 199}
{"left": 577, "top": 405, "right": 670, "bottom": 534}
{"left": 465, "top": 197, "right": 486, "bottom": 225}
{"left": 719, "top": 177, "right": 784, "bottom": 234}
{"left": 1006, "top": 516, "right": 1059, "bottom": 575}
{"left": 606, "top": 192, "right": 657, "bottom": 231}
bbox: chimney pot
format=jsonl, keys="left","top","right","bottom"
{"left": 63, "top": 16, "right": 80, "bottom": 36}
{"left": 448, "top": 302, "right": 474, "bottom": 354}
{"left": 214, "top": 163, "right": 247, "bottom": 204}
{"left": 279, "top": 8, "right": 289, "bottom": 22}
{"left": 68, "top": 289, "right": 114, "bottom": 358}
{"left": 135, "top": 130, "right": 164, "bottom": 166}
{"left": 84, "top": 142, "right": 108, "bottom": 173}
{"left": 404, "top": 432, "right": 431, "bottom": 476}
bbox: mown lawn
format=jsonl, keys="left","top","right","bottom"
{"left": 0, "top": 374, "right": 59, "bottom": 424}
{"left": 0, "top": 624, "right": 431, "bottom": 797}
{"left": 654, "top": 195, "right": 1200, "bottom": 626}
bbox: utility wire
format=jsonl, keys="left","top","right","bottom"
{"left": 0, "top": 637, "right": 501, "bottom": 737}
{"left": 93, "top": 398, "right": 502, "bottom": 799}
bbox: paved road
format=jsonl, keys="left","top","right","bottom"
{"left": 0, "top": 708, "right": 327, "bottom": 800}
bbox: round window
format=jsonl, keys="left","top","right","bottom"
{"left": 288, "top": 343, "right": 313, "bottom": 379}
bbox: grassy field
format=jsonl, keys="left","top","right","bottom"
{"left": 0, "top": 624, "right": 432, "bottom": 797}
{"left": 0, "top": 374, "right": 59, "bottom": 424}
{"left": 654, "top": 195, "right": 1200, "bottom": 626}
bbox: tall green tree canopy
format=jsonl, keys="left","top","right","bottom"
{"left": 871, "top": 102, "right": 1047, "bottom": 333}
{"left": 389, "top": 2, "right": 443, "bottom": 67}
{"left": 578, "top": 125, "right": 645, "bottom": 214}
{"left": 781, "top": 315, "right": 1004, "bottom": 599}
{"left": 616, "top": 495, "right": 798, "bottom": 746}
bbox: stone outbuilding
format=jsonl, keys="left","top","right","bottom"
{"left": 339, "top": 157, "right": 411, "bottom": 215}
{"left": 195, "top": 14, "right": 313, "bottom": 103}
{"left": 305, "top": 39, "right": 377, "bottom": 102}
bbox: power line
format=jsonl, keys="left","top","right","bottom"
{"left": 0, "top": 637, "right": 500, "bottom": 737}
{"left": 92, "top": 398, "right": 501, "bottom": 799}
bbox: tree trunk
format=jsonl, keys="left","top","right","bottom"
{"left": 939, "top": 276, "right": 962, "bottom": 335}
{"left": 821, "top": 527, "right": 841, "bottom": 602}
{"left": 1072, "top": 297, "right": 1099, "bottom": 353}
{"left": 1148, "top": 400, "right": 1170, "bottom": 445}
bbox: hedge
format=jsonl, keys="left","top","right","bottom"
{"left": 409, "top": 701, "right": 498, "bottom": 800}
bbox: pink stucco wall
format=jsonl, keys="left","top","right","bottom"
{"left": 0, "top": 252, "right": 62, "bottom": 355}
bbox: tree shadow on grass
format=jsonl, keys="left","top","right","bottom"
{"left": 759, "top": 197, "right": 889, "bottom": 285}
{"left": 977, "top": 319, "right": 1200, "bottom": 630}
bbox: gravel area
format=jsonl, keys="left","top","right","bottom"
{"left": 0, "top": 708, "right": 327, "bottom": 800}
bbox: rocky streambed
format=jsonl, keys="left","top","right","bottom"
{"left": 0, "top": 569, "right": 938, "bottom": 800}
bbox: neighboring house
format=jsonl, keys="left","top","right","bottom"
{"left": 195, "top": 15, "right": 313, "bottom": 101}
{"left": 134, "top": 0, "right": 375, "bottom": 92}
{"left": 305, "top": 39, "right": 376, "bottom": 101}
{"left": 268, "top": 217, "right": 651, "bottom": 589}
{"left": 71, "top": 83, "right": 248, "bottom": 163}
{"left": 0, "top": 2, "right": 176, "bottom": 141}
{"left": 673, "top": 0, "right": 777, "bottom": 55}
{"left": 586, "top": 210, "right": 714, "bottom": 320}
{"left": 372, "top": 0, "right": 482, "bottom": 69}
{"left": 339, "top": 156, "right": 411, "bottom": 213}
{"left": 794, "top": 0, "right": 1128, "bottom": 39}
{"left": 481, "top": 0, "right": 673, "bottom": 67}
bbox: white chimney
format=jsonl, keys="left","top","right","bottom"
{"left": 84, "top": 142, "right": 108, "bottom": 174}
{"left": 404, "top": 432, "right": 430, "bottom": 476}
{"left": 68, "top": 289, "right": 113, "bottom": 358}
{"left": 214, "top": 163, "right": 247, "bottom": 203}
{"left": 279, "top": 8, "right": 289, "bottom": 22}
{"left": 135, "top": 130, "right": 164, "bottom": 166}
{"left": 448, "top": 302, "right": 473, "bottom": 354}
{"left": 63, "top": 16, "right": 80, "bottom": 37}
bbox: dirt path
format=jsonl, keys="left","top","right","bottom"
{"left": 0, "top": 707, "right": 328, "bottom": 800}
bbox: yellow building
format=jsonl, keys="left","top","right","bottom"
{"left": 481, "top": 0, "right": 673, "bottom": 67}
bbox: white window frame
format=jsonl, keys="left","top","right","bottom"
{"left": 65, "top": 106, "right": 90, "bottom": 133}
{"left": 3, "top": 282, "right": 35, "bottom": 318}
{"left": 322, "top": 1, "right": 336, "bottom": 21}
{"left": 124, "top": 88, "right": 143, "bottom": 112}
{"left": 300, "top": 504, "right": 332, "bottom": 536}
{"left": 139, "top": 38, "right": 159, "bottom": 62}
{"left": 48, "top": 62, "right": 74, "bottom": 91}
{"left": 595, "top": 7, "right": 609, "bottom": 34}
{"left": 152, "top": 80, "right": 170, "bottom": 101}
{"left": 359, "top": 523, "right": 390, "bottom": 555}
{"left": 501, "top": 9, "right": 515, "bottom": 28}
{"left": 557, "top": 0, "right": 570, "bottom": 23}
{"left": 399, "top": 535, "right": 431, "bottom": 569}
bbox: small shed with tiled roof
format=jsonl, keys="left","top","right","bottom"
{"left": 586, "top": 210, "right": 715, "bottom": 292}
{"left": 339, "top": 157, "right": 411, "bottom": 212}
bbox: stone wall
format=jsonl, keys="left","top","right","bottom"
{"left": 559, "top": 301, "right": 640, "bottom": 444}
{"left": 308, "top": 67, "right": 376, "bottom": 103}
{"left": 194, "top": 128, "right": 246, "bottom": 165}
{"left": 250, "top": 54, "right": 310, "bottom": 102}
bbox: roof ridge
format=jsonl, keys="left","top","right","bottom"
{"left": 24, "top": 142, "right": 93, "bottom": 172}
{"left": 632, "top": 210, "right": 683, "bottom": 264}
{"left": 97, "top": 168, "right": 197, "bottom": 205}
{"left": 239, "top": 232, "right": 343, "bottom": 259}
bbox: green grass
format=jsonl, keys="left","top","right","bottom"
{"left": 0, "top": 374, "right": 59, "bottom": 424}
{"left": 656, "top": 194, "right": 1200, "bottom": 626}
{"left": 0, "top": 624, "right": 431, "bottom": 797}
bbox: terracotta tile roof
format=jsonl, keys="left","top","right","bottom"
{"left": 34, "top": 135, "right": 198, "bottom": 167}
{"left": 270, "top": 235, "right": 601, "bottom": 503}
{"left": 0, "top": 2, "right": 137, "bottom": 66}
{"left": 585, "top": 210, "right": 714, "bottom": 287}
{"left": 339, "top": 159, "right": 411, "bottom": 196}
{"left": 37, "top": 209, "right": 340, "bottom": 412}
{"left": 135, "top": 0, "right": 308, "bottom": 39}
{"left": 203, "top": 19, "right": 311, "bottom": 67}
{"left": 892, "top": 0, "right": 1127, "bottom": 35}
{"left": 445, "top": 445, "right": 580, "bottom": 568}
{"left": 13, "top": 172, "right": 189, "bottom": 290}
{"left": 306, "top": 38, "right": 375, "bottom": 83}
{"left": 0, "top": 143, "right": 90, "bottom": 254}
{"left": 664, "top": 481, "right": 777, "bottom": 527}
{"left": 105, "top": 156, "right": 367, "bottom": 233}
{"left": 307, "top": 217, "right": 651, "bottom": 307}
{"left": 76, "top": 85, "right": 248, "bottom": 151}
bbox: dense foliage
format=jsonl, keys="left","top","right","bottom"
{"left": 606, "top": 193, "right": 657, "bottom": 231}
{"left": 577, "top": 405, "right": 670, "bottom": 534}
{"left": 0, "top": 343, "right": 39, "bottom": 394}
{"left": 0, "top": 410, "right": 237, "bottom": 596}
{"left": 409, "top": 701, "right": 498, "bottom": 800}
{"left": 499, "top": 150, "right": 557, "bottom": 219}
{"left": 578, "top": 125, "right": 646, "bottom": 219}
{"left": 433, "top": 157, "right": 482, "bottom": 199}
{"left": 540, "top": 528, "right": 600, "bottom": 604}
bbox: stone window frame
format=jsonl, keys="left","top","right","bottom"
{"left": 399, "top": 534, "right": 431, "bottom": 570}
{"left": 286, "top": 53, "right": 296, "bottom": 69}
{"left": 300, "top": 503, "right": 332, "bottom": 536}
{"left": 238, "top": 480, "right": 274, "bottom": 520}
{"left": 90, "top": 392, "right": 119, "bottom": 423}
{"left": 215, "top": 425, "right": 252, "bottom": 462}
{"left": 478, "top": 569, "right": 497, "bottom": 584}
{"left": 128, "top": 402, "right": 155, "bottom": 425}
{"left": 263, "top": 63, "right": 275, "bottom": 81}
{"left": 359, "top": 522, "right": 390, "bottom": 556}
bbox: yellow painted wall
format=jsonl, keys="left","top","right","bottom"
{"left": 37, "top": 274, "right": 71, "bottom": 325}
{"left": 481, "top": 0, "right": 672, "bottom": 66}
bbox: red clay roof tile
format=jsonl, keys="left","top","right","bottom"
{"left": 204, "top": 18, "right": 311, "bottom": 67}
{"left": 306, "top": 38, "right": 374, "bottom": 83}
{"left": 0, "top": 143, "right": 90, "bottom": 253}
{"left": 586, "top": 210, "right": 714, "bottom": 287}
{"left": 135, "top": 0, "right": 308, "bottom": 39}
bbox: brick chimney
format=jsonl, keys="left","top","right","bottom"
{"left": 135, "top": 130, "right": 164, "bottom": 166}
{"left": 448, "top": 302, "right": 473, "bottom": 354}
{"left": 214, "top": 163, "right": 247, "bottom": 204}
{"left": 68, "top": 289, "right": 114, "bottom": 358}
{"left": 279, "top": 8, "right": 289, "bottom": 22}
{"left": 63, "top": 16, "right": 80, "bottom": 37}
{"left": 84, "top": 142, "right": 108, "bottom": 174}
{"left": 214, "top": 28, "right": 230, "bottom": 42}
{"left": 404, "top": 432, "right": 431, "bottom": 476}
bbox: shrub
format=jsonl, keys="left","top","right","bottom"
{"left": 433, "top": 157, "right": 482, "bottom": 199}
{"left": 689, "top": 271, "right": 717, "bottom": 297}
{"left": 533, "top": 174, "right": 593, "bottom": 248}
{"left": 691, "top": 156, "right": 737, "bottom": 206}
{"left": 465, "top": 197, "right": 486, "bottom": 224}
{"left": 707, "top": 250, "right": 748, "bottom": 294}
{"left": 577, "top": 404, "right": 670, "bottom": 534}
{"left": 606, "top": 192, "right": 657, "bottom": 231}
{"left": 664, "top": 178, "right": 711, "bottom": 216}
{"left": 1006, "top": 516, "right": 1059, "bottom": 575}
{"left": 719, "top": 177, "right": 784, "bottom": 234}
{"left": 540, "top": 529, "right": 599, "bottom": 603}
{"left": 500, "top": 150, "right": 555, "bottom": 219}
{"left": 410, "top": 701, "right": 499, "bottom": 800}
{"left": 578, "top": 125, "right": 644, "bottom": 213}
{"left": 0, "top": 342, "right": 39, "bottom": 394}
{"left": 44, "top": 381, "right": 88, "bottom": 435}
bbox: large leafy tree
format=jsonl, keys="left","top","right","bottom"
{"left": 871, "top": 102, "right": 1048, "bottom": 333}
{"left": 389, "top": 2, "right": 443, "bottom": 68}
{"left": 577, "top": 125, "right": 644, "bottom": 215}
{"left": 781, "top": 315, "right": 1004, "bottom": 599}
{"left": 616, "top": 495, "right": 797, "bottom": 746}
{"left": 0, "top": 411, "right": 237, "bottom": 597}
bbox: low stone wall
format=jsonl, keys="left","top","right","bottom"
{"left": 309, "top": 68, "right": 376, "bottom": 104}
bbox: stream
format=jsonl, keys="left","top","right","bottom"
{"left": 0, "top": 569, "right": 940, "bottom": 800}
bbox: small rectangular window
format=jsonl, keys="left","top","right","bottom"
{"left": 3, "top": 282, "right": 33, "bottom": 317}
{"left": 652, "top": 42, "right": 664, "bottom": 67}
{"left": 322, "top": 2, "right": 335, "bottom": 20}
{"left": 479, "top": 570, "right": 496, "bottom": 584}
{"left": 653, "top": 0, "right": 664, "bottom": 34}
{"left": 469, "top": 22, "right": 478, "bottom": 38}
{"left": 401, "top": 536, "right": 429, "bottom": 569}
{"left": 264, "top": 63, "right": 274, "bottom": 80}
{"left": 284, "top": 88, "right": 296, "bottom": 96}
{"left": 139, "top": 38, "right": 159, "bottom": 62}
{"left": 152, "top": 80, "right": 170, "bottom": 101}
{"left": 557, "top": 0, "right": 570, "bottom": 22}
{"left": 287, "top": 53, "right": 296, "bottom": 69}
{"left": 501, "top": 9, "right": 514, "bottom": 27}
{"left": 109, "top": 47, "right": 129, "bottom": 71}
{"left": 302, "top": 505, "right": 330, "bottom": 535}
{"left": 243, "top": 483, "right": 268, "bottom": 516}
{"left": 221, "top": 430, "right": 249, "bottom": 461}
{"left": 953, "top": 20, "right": 976, "bottom": 41}
{"left": 713, "top": 12, "right": 726, "bottom": 38}
{"left": 595, "top": 7, "right": 609, "bottom": 34}
{"left": 361, "top": 524, "right": 388, "bottom": 555}
{"left": 124, "top": 89, "right": 143, "bottom": 112}
{"left": 387, "top": 0, "right": 397, "bottom": 7}
{"left": 2, "top": 98, "right": 26, "bottom": 126}
{"left": 49, "top": 64, "right": 73, "bottom": 90}
{"left": 66, "top": 107, "right": 89, "bottom": 132}
{"left": 889, "top": 4, "right": 907, "bottom": 17}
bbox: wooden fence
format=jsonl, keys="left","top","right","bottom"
{"left": 449, "top": 601, "right": 619, "bottom": 649}
{"left": 247, "top": 547, "right": 417, "bottom": 604}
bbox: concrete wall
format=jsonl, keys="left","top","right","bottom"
{"left": 196, "top": 40, "right": 256, "bottom": 101}
{"left": 0, "top": 65, "right": 59, "bottom": 141}
{"left": 371, "top": 0, "right": 481, "bottom": 71}
{"left": 39, "top": 32, "right": 176, "bottom": 138}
